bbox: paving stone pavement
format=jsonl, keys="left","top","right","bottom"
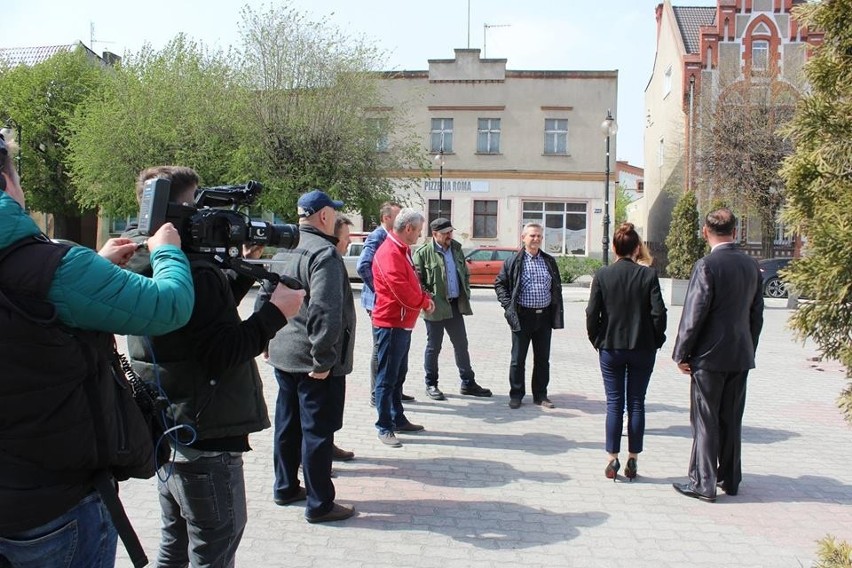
{"left": 115, "top": 285, "right": 852, "bottom": 568}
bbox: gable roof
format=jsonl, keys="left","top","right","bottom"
{"left": 0, "top": 42, "right": 100, "bottom": 67}
{"left": 672, "top": 6, "right": 716, "bottom": 54}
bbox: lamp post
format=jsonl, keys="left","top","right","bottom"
{"left": 1, "top": 118, "right": 21, "bottom": 179}
{"left": 434, "top": 146, "right": 445, "bottom": 218}
{"left": 601, "top": 109, "right": 618, "bottom": 265}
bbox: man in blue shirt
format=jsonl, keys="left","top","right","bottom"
{"left": 413, "top": 218, "right": 491, "bottom": 400}
{"left": 356, "top": 201, "right": 415, "bottom": 406}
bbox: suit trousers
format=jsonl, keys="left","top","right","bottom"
{"left": 689, "top": 368, "right": 749, "bottom": 497}
{"left": 424, "top": 299, "right": 475, "bottom": 387}
{"left": 508, "top": 308, "right": 552, "bottom": 401}
{"left": 273, "top": 369, "right": 345, "bottom": 518}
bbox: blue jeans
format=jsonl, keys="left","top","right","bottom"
{"left": 424, "top": 300, "right": 475, "bottom": 387}
{"left": 0, "top": 492, "right": 117, "bottom": 568}
{"left": 156, "top": 453, "right": 247, "bottom": 568}
{"left": 600, "top": 349, "right": 657, "bottom": 454}
{"left": 273, "top": 369, "right": 345, "bottom": 518}
{"left": 374, "top": 326, "right": 412, "bottom": 434}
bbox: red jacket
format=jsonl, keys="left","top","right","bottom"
{"left": 371, "top": 232, "right": 432, "bottom": 329}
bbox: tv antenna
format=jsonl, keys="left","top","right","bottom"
{"left": 483, "top": 23, "right": 510, "bottom": 58}
{"left": 89, "top": 22, "right": 116, "bottom": 52}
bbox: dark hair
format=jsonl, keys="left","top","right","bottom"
{"left": 704, "top": 208, "right": 737, "bottom": 236}
{"left": 135, "top": 166, "right": 200, "bottom": 204}
{"left": 379, "top": 201, "right": 402, "bottom": 220}
{"left": 613, "top": 222, "right": 641, "bottom": 257}
{"left": 334, "top": 214, "right": 353, "bottom": 236}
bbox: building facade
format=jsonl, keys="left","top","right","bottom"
{"left": 636, "top": 0, "right": 821, "bottom": 263}
{"left": 376, "top": 49, "right": 618, "bottom": 258}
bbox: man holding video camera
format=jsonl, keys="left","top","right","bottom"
{"left": 125, "top": 166, "right": 305, "bottom": 567}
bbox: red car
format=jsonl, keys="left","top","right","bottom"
{"left": 464, "top": 246, "right": 518, "bottom": 286}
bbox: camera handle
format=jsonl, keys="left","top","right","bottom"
{"left": 212, "top": 254, "right": 303, "bottom": 290}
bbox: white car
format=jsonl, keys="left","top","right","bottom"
{"left": 342, "top": 241, "right": 364, "bottom": 281}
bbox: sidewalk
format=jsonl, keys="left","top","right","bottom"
{"left": 116, "top": 285, "right": 852, "bottom": 568}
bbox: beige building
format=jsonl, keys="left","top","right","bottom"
{"left": 376, "top": 49, "right": 618, "bottom": 258}
{"left": 636, "top": 0, "right": 821, "bottom": 263}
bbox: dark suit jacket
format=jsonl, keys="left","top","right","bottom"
{"left": 672, "top": 242, "right": 764, "bottom": 372}
{"left": 585, "top": 258, "right": 667, "bottom": 350}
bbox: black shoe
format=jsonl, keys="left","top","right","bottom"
{"left": 425, "top": 385, "right": 446, "bottom": 400}
{"left": 717, "top": 481, "right": 738, "bottom": 496}
{"left": 672, "top": 482, "right": 716, "bottom": 503}
{"left": 624, "top": 458, "right": 638, "bottom": 481}
{"left": 394, "top": 421, "right": 425, "bottom": 432}
{"left": 401, "top": 393, "right": 415, "bottom": 401}
{"left": 460, "top": 383, "right": 492, "bottom": 397}
{"left": 605, "top": 458, "right": 621, "bottom": 482}
{"left": 534, "top": 398, "right": 555, "bottom": 409}
{"left": 305, "top": 503, "right": 355, "bottom": 524}
{"left": 273, "top": 487, "right": 307, "bottom": 506}
{"left": 508, "top": 398, "right": 522, "bottom": 409}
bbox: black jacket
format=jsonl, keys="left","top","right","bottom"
{"left": 585, "top": 258, "right": 667, "bottom": 350}
{"left": 494, "top": 249, "right": 564, "bottom": 332}
{"left": 672, "top": 243, "right": 764, "bottom": 372}
{"left": 125, "top": 229, "right": 285, "bottom": 448}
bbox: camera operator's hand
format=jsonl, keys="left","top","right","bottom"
{"left": 269, "top": 283, "right": 305, "bottom": 320}
{"left": 99, "top": 238, "right": 137, "bottom": 268}
{"left": 147, "top": 222, "right": 181, "bottom": 251}
{"left": 308, "top": 370, "right": 330, "bottom": 380}
{"left": 243, "top": 244, "right": 264, "bottom": 260}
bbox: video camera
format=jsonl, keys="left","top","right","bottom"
{"left": 137, "top": 178, "right": 302, "bottom": 288}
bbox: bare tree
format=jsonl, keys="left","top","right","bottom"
{"left": 694, "top": 77, "right": 799, "bottom": 258}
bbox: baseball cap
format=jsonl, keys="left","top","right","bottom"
{"left": 297, "top": 190, "right": 344, "bottom": 218}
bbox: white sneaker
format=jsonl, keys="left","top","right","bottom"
{"left": 377, "top": 431, "right": 402, "bottom": 447}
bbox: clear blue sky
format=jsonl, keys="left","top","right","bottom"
{"left": 5, "top": 0, "right": 717, "bottom": 168}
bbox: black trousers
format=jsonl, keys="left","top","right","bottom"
{"left": 508, "top": 308, "right": 553, "bottom": 401}
{"left": 273, "top": 369, "right": 345, "bottom": 517}
{"left": 689, "top": 368, "right": 749, "bottom": 497}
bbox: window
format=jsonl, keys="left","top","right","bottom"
{"left": 752, "top": 40, "right": 769, "bottom": 71}
{"left": 473, "top": 200, "right": 498, "bottom": 238}
{"left": 366, "top": 118, "right": 389, "bottom": 152}
{"left": 522, "top": 201, "right": 588, "bottom": 255}
{"left": 430, "top": 118, "right": 453, "bottom": 153}
{"left": 544, "top": 119, "right": 568, "bottom": 155}
{"left": 664, "top": 65, "right": 672, "bottom": 97}
{"left": 427, "top": 199, "right": 452, "bottom": 231}
{"left": 477, "top": 118, "right": 501, "bottom": 154}
{"left": 110, "top": 215, "right": 137, "bottom": 235}
{"left": 466, "top": 249, "right": 494, "bottom": 261}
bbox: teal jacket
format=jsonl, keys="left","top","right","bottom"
{"left": 412, "top": 238, "right": 472, "bottom": 321}
{"left": 0, "top": 192, "right": 194, "bottom": 335}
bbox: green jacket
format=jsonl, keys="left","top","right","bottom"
{"left": 412, "top": 238, "right": 472, "bottom": 321}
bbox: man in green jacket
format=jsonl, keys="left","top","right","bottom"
{"left": 413, "top": 218, "right": 492, "bottom": 400}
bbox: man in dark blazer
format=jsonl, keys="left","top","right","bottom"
{"left": 672, "top": 208, "right": 764, "bottom": 502}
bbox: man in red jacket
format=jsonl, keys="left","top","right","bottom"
{"left": 372, "top": 208, "right": 435, "bottom": 447}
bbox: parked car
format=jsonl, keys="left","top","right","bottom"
{"left": 342, "top": 240, "right": 365, "bottom": 281}
{"left": 464, "top": 246, "right": 518, "bottom": 286}
{"left": 759, "top": 257, "right": 792, "bottom": 298}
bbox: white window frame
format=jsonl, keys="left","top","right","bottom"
{"left": 752, "top": 40, "right": 769, "bottom": 71}
{"left": 477, "top": 118, "right": 501, "bottom": 154}
{"left": 544, "top": 119, "right": 569, "bottom": 155}
{"left": 430, "top": 118, "right": 453, "bottom": 153}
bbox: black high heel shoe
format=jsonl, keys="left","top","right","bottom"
{"left": 624, "top": 458, "right": 637, "bottom": 481}
{"left": 605, "top": 458, "right": 620, "bottom": 482}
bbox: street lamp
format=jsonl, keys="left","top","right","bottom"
{"left": 1, "top": 118, "right": 21, "bottom": 179}
{"left": 600, "top": 109, "right": 618, "bottom": 265}
{"left": 433, "top": 146, "right": 445, "bottom": 218}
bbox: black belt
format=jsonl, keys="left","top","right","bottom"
{"left": 519, "top": 305, "right": 548, "bottom": 314}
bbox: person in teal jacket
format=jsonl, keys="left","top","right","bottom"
{"left": 0, "top": 132, "right": 194, "bottom": 568}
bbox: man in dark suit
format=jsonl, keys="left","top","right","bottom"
{"left": 672, "top": 208, "right": 764, "bottom": 502}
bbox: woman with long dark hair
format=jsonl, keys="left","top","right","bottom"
{"left": 585, "top": 223, "right": 667, "bottom": 481}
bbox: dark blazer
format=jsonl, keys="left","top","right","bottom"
{"left": 494, "top": 249, "right": 564, "bottom": 332}
{"left": 585, "top": 258, "right": 667, "bottom": 350}
{"left": 672, "top": 242, "right": 764, "bottom": 372}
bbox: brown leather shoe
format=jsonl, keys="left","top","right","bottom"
{"left": 332, "top": 444, "right": 355, "bottom": 461}
{"left": 305, "top": 503, "right": 355, "bottom": 523}
{"left": 273, "top": 487, "right": 307, "bottom": 506}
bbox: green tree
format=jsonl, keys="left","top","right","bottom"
{"left": 781, "top": 0, "right": 852, "bottom": 423}
{"left": 236, "top": 3, "right": 426, "bottom": 218}
{"left": 664, "top": 190, "right": 704, "bottom": 279}
{"left": 67, "top": 36, "right": 245, "bottom": 217}
{"left": 0, "top": 48, "right": 108, "bottom": 240}
{"left": 614, "top": 183, "right": 631, "bottom": 225}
